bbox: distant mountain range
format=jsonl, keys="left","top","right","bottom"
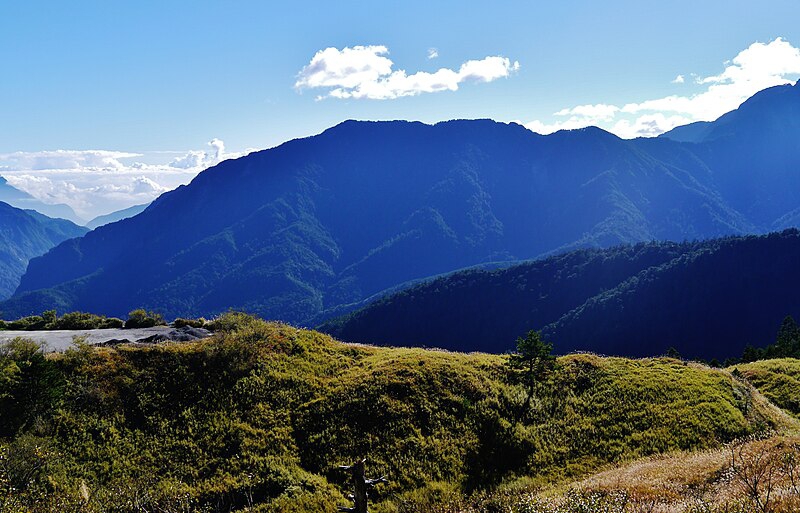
{"left": 0, "top": 177, "right": 83, "bottom": 224}
{"left": 321, "top": 230, "right": 800, "bottom": 360}
{"left": 2, "top": 82, "right": 799, "bottom": 334}
{"left": 85, "top": 203, "right": 150, "bottom": 230}
{"left": 0, "top": 202, "right": 88, "bottom": 300}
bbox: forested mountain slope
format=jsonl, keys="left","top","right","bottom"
{"left": 3, "top": 82, "right": 800, "bottom": 325}
{"left": 324, "top": 230, "right": 800, "bottom": 360}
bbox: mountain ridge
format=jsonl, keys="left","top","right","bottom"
{"left": 85, "top": 202, "right": 150, "bottom": 230}
{"left": 3, "top": 83, "right": 800, "bottom": 330}
{"left": 0, "top": 201, "right": 88, "bottom": 300}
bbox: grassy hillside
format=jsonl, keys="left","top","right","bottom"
{"left": 735, "top": 358, "right": 800, "bottom": 418}
{"left": 0, "top": 315, "right": 792, "bottom": 512}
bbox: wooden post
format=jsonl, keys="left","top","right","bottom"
{"left": 338, "top": 458, "right": 387, "bottom": 513}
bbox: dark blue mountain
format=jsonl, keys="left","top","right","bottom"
{"left": 661, "top": 81, "right": 800, "bottom": 228}
{"left": 321, "top": 230, "right": 800, "bottom": 360}
{"left": 0, "top": 121, "right": 747, "bottom": 322}
{"left": 2, "top": 83, "right": 800, "bottom": 328}
{"left": 0, "top": 202, "right": 88, "bottom": 300}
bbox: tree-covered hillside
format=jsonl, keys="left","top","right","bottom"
{"left": 324, "top": 230, "right": 800, "bottom": 360}
{"left": 0, "top": 315, "right": 789, "bottom": 512}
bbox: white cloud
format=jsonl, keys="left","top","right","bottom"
{"left": 524, "top": 37, "right": 800, "bottom": 138}
{"left": 611, "top": 113, "right": 694, "bottom": 139}
{"left": 0, "top": 150, "right": 141, "bottom": 171}
{"left": 0, "top": 139, "right": 246, "bottom": 220}
{"left": 295, "top": 45, "right": 519, "bottom": 100}
{"left": 525, "top": 104, "right": 619, "bottom": 134}
{"left": 169, "top": 138, "right": 229, "bottom": 169}
{"left": 427, "top": 48, "right": 439, "bottom": 60}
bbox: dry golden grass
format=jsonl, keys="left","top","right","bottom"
{"left": 525, "top": 434, "right": 800, "bottom": 513}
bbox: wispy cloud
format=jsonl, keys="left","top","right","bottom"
{"left": 525, "top": 37, "right": 800, "bottom": 138}
{"left": 0, "top": 140, "right": 247, "bottom": 219}
{"left": 295, "top": 44, "right": 519, "bottom": 100}
{"left": 427, "top": 47, "right": 439, "bottom": 60}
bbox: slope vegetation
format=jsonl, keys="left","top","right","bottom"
{"left": 0, "top": 316, "right": 789, "bottom": 512}
{"left": 735, "top": 358, "right": 800, "bottom": 418}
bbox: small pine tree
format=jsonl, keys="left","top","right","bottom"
{"left": 509, "top": 330, "right": 555, "bottom": 412}
{"left": 665, "top": 347, "right": 682, "bottom": 360}
{"left": 741, "top": 345, "right": 762, "bottom": 363}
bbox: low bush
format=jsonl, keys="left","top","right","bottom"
{"left": 124, "top": 309, "right": 166, "bottom": 329}
{"left": 0, "top": 311, "right": 124, "bottom": 331}
{"left": 5, "top": 315, "right": 47, "bottom": 331}
{"left": 172, "top": 317, "right": 207, "bottom": 329}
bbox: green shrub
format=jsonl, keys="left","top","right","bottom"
{"left": 0, "top": 338, "right": 64, "bottom": 437}
{"left": 173, "top": 317, "right": 207, "bottom": 329}
{"left": 6, "top": 315, "right": 47, "bottom": 331}
{"left": 0, "top": 311, "right": 125, "bottom": 331}
{"left": 99, "top": 317, "right": 124, "bottom": 329}
{"left": 205, "top": 311, "right": 257, "bottom": 332}
{"left": 53, "top": 311, "right": 103, "bottom": 330}
{"left": 124, "top": 309, "right": 166, "bottom": 329}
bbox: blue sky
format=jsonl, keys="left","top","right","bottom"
{"left": 2, "top": 0, "right": 800, "bottom": 218}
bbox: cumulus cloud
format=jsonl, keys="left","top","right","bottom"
{"left": 0, "top": 139, "right": 247, "bottom": 220}
{"left": 169, "top": 138, "right": 229, "bottom": 169}
{"left": 525, "top": 37, "right": 800, "bottom": 139}
{"left": 295, "top": 45, "right": 519, "bottom": 100}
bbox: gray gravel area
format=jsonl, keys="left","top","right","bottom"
{"left": 0, "top": 326, "right": 212, "bottom": 352}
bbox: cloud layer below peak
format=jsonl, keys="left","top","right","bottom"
{"left": 0, "top": 140, "right": 248, "bottom": 220}
{"left": 295, "top": 45, "right": 519, "bottom": 100}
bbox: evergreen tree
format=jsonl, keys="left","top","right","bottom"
{"left": 665, "top": 347, "right": 682, "bottom": 360}
{"left": 509, "top": 330, "right": 555, "bottom": 413}
{"left": 741, "top": 345, "right": 763, "bottom": 363}
{"left": 775, "top": 315, "right": 800, "bottom": 357}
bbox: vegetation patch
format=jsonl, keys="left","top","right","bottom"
{"left": 0, "top": 314, "right": 792, "bottom": 512}
{"left": 735, "top": 358, "right": 800, "bottom": 418}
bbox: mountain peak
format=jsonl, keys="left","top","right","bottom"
{"left": 661, "top": 80, "right": 800, "bottom": 143}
